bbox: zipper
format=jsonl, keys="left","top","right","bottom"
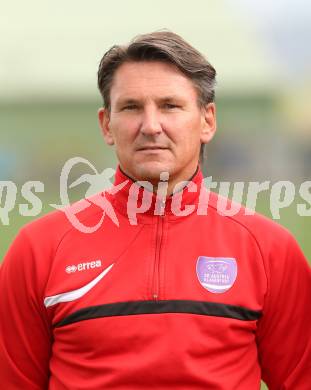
{"left": 152, "top": 213, "right": 165, "bottom": 301}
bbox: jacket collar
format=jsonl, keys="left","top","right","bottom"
{"left": 110, "top": 165, "right": 204, "bottom": 223}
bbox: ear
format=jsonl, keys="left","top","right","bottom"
{"left": 98, "top": 107, "right": 114, "bottom": 145}
{"left": 200, "top": 103, "right": 217, "bottom": 144}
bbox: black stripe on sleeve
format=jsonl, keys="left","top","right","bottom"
{"left": 54, "top": 300, "right": 262, "bottom": 328}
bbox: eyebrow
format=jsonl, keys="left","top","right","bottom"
{"left": 116, "top": 96, "right": 185, "bottom": 107}
{"left": 116, "top": 98, "right": 140, "bottom": 107}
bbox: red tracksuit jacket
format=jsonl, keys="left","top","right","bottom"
{"left": 0, "top": 166, "right": 310, "bottom": 389}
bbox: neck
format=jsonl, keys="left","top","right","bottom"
{"left": 119, "top": 166, "right": 199, "bottom": 197}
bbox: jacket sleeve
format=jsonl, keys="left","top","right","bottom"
{"left": 257, "top": 232, "right": 311, "bottom": 389}
{"left": 0, "top": 229, "right": 52, "bottom": 389}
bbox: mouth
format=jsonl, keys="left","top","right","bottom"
{"left": 137, "top": 146, "right": 168, "bottom": 151}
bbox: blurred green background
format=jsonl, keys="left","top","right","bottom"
{"left": 1, "top": 1, "right": 310, "bottom": 388}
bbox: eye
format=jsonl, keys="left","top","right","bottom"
{"left": 122, "top": 105, "right": 138, "bottom": 111}
{"left": 163, "top": 103, "right": 179, "bottom": 109}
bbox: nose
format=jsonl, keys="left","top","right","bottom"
{"left": 140, "top": 106, "right": 162, "bottom": 136}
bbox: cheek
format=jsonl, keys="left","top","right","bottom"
{"left": 172, "top": 117, "right": 202, "bottom": 146}
{"left": 111, "top": 113, "right": 142, "bottom": 129}
{"left": 110, "top": 117, "right": 139, "bottom": 145}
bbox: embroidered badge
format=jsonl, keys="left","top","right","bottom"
{"left": 196, "top": 256, "right": 237, "bottom": 294}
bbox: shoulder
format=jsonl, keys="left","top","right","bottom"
{"left": 206, "top": 191, "right": 310, "bottom": 293}
{"left": 1, "top": 192, "right": 113, "bottom": 296}
{"left": 206, "top": 191, "right": 296, "bottom": 254}
{"left": 19, "top": 192, "right": 108, "bottom": 250}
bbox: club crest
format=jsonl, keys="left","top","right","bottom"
{"left": 196, "top": 256, "right": 237, "bottom": 294}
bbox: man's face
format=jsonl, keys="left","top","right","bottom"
{"left": 98, "top": 61, "right": 216, "bottom": 187}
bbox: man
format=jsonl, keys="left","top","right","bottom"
{"left": 0, "top": 31, "right": 310, "bottom": 389}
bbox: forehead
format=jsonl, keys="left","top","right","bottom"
{"left": 110, "top": 61, "right": 198, "bottom": 103}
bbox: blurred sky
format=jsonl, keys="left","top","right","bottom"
{"left": 234, "top": 0, "right": 311, "bottom": 81}
{"left": 1, "top": 0, "right": 310, "bottom": 101}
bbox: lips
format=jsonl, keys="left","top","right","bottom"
{"left": 137, "top": 146, "right": 168, "bottom": 151}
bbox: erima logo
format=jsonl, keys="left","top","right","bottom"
{"left": 65, "top": 260, "right": 102, "bottom": 274}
